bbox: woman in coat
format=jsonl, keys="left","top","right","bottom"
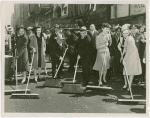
{"left": 118, "top": 24, "right": 142, "bottom": 91}
{"left": 29, "top": 27, "right": 47, "bottom": 82}
{"left": 15, "top": 26, "right": 29, "bottom": 84}
{"left": 93, "top": 23, "right": 111, "bottom": 86}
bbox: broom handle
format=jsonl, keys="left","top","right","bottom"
{"left": 15, "top": 49, "right": 18, "bottom": 90}
{"left": 25, "top": 52, "right": 34, "bottom": 94}
{"left": 120, "top": 52, "right": 134, "bottom": 99}
{"left": 99, "top": 47, "right": 107, "bottom": 86}
{"left": 73, "top": 56, "right": 79, "bottom": 83}
{"left": 54, "top": 47, "right": 68, "bottom": 78}
{"left": 124, "top": 64, "right": 134, "bottom": 100}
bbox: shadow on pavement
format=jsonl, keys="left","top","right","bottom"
{"left": 130, "top": 107, "right": 146, "bottom": 113}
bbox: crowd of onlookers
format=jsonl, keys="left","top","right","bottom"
{"left": 5, "top": 22, "right": 146, "bottom": 89}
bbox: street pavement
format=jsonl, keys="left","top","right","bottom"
{"left": 4, "top": 56, "right": 146, "bottom": 113}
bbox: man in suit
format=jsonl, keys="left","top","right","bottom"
{"left": 66, "top": 29, "right": 78, "bottom": 73}
{"left": 77, "top": 26, "right": 92, "bottom": 87}
{"left": 49, "top": 24, "right": 60, "bottom": 61}
{"left": 51, "top": 34, "right": 67, "bottom": 79}
{"left": 131, "top": 24, "right": 144, "bottom": 53}
{"left": 87, "top": 24, "right": 99, "bottom": 73}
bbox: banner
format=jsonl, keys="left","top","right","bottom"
{"left": 130, "top": 4, "right": 146, "bottom": 15}
{"left": 117, "top": 4, "right": 129, "bottom": 18}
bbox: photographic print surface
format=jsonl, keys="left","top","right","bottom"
{"left": 1, "top": 1, "right": 149, "bottom": 117}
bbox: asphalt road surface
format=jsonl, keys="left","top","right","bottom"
{"left": 4, "top": 57, "right": 146, "bottom": 113}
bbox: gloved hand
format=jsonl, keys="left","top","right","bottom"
{"left": 59, "top": 56, "right": 63, "bottom": 61}
{"left": 77, "top": 55, "right": 80, "bottom": 59}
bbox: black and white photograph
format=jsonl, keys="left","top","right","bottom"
{"left": 1, "top": 1, "right": 149, "bottom": 116}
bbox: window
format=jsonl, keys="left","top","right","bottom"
{"left": 117, "top": 4, "right": 129, "bottom": 18}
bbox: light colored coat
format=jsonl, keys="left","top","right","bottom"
{"left": 29, "top": 33, "right": 46, "bottom": 69}
{"left": 93, "top": 32, "right": 110, "bottom": 71}
{"left": 118, "top": 35, "right": 142, "bottom": 75}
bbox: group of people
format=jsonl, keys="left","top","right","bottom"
{"left": 5, "top": 22, "right": 146, "bottom": 90}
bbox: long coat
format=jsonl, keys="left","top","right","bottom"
{"left": 118, "top": 35, "right": 142, "bottom": 75}
{"left": 93, "top": 32, "right": 110, "bottom": 72}
{"left": 16, "top": 35, "right": 29, "bottom": 72}
{"left": 29, "top": 33, "right": 46, "bottom": 69}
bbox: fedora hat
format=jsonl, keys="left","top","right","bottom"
{"left": 80, "top": 26, "right": 87, "bottom": 31}
{"left": 17, "top": 25, "right": 27, "bottom": 31}
{"left": 54, "top": 24, "right": 60, "bottom": 28}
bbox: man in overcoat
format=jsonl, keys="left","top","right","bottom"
{"left": 77, "top": 26, "right": 92, "bottom": 87}
{"left": 51, "top": 34, "right": 67, "bottom": 79}
{"left": 49, "top": 24, "right": 60, "bottom": 60}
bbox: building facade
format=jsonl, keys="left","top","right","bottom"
{"left": 109, "top": 4, "right": 146, "bottom": 26}
{"left": 13, "top": 4, "right": 146, "bottom": 30}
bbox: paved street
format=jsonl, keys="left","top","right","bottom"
{"left": 4, "top": 57, "right": 146, "bottom": 113}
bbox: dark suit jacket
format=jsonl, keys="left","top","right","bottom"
{"left": 51, "top": 41, "right": 67, "bottom": 61}
{"left": 49, "top": 32, "right": 57, "bottom": 51}
{"left": 132, "top": 33, "right": 144, "bottom": 51}
{"left": 77, "top": 34, "right": 92, "bottom": 59}
{"left": 67, "top": 33, "right": 78, "bottom": 54}
{"left": 88, "top": 30, "right": 99, "bottom": 49}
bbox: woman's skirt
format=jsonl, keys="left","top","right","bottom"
{"left": 93, "top": 51, "right": 110, "bottom": 72}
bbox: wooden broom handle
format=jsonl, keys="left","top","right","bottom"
{"left": 120, "top": 51, "right": 133, "bottom": 99}
{"left": 54, "top": 47, "right": 68, "bottom": 78}
{"left": 73, "top": 56, "right": 79, "bottom": 83}
{"left": 25, "top": 52, "right": 34, "bottom": 94}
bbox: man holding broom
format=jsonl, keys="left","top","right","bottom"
{"left": 51, "top": 33, "right": 68, "bottom": 79}
{"left": 76, "top": 26, "right": 92, "bottom": 87}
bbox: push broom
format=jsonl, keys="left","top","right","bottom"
{"left": 86, "top": 47, "right": 112, "bottom": 90}
{"left": 117, "top": 53, "right": 146, "bottom": 104}
{"left": 60, "top": 55, "right": 85, "bottom": 94}
{"left": 11, "top": 52, "right": 39, "bottom": 99}
{"left": 43, "top": 46, "right": 68, "bottom": 88}
{"left": 5, "top": 49, "right": 30, "bottom": 95}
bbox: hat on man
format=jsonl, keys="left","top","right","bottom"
{"left": 27, "top": 27, "right": 33, "bottom": 30}
{"left": 7, "top": 27, "right": 13, "bottom": 32}
{"left": 121, "top": 24, "right": 130, "bottom": 31}
{"left": 54, "top": 24, "right": 60, "bottom": 28}
{"left": 17, "top": 25, "right": 27, "bottom": 31}
{"left": 130, "top": 24, "right": 140, "bottom": 29}
{"left": 80, "top": 26, "right": 87, "bottom": 31}
{"left": 115, "top": 24, "right": 121, "bottom": 31}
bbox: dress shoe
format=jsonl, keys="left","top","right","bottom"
{"left": 123, "top": 85, "right": 128, "bottom": 89}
